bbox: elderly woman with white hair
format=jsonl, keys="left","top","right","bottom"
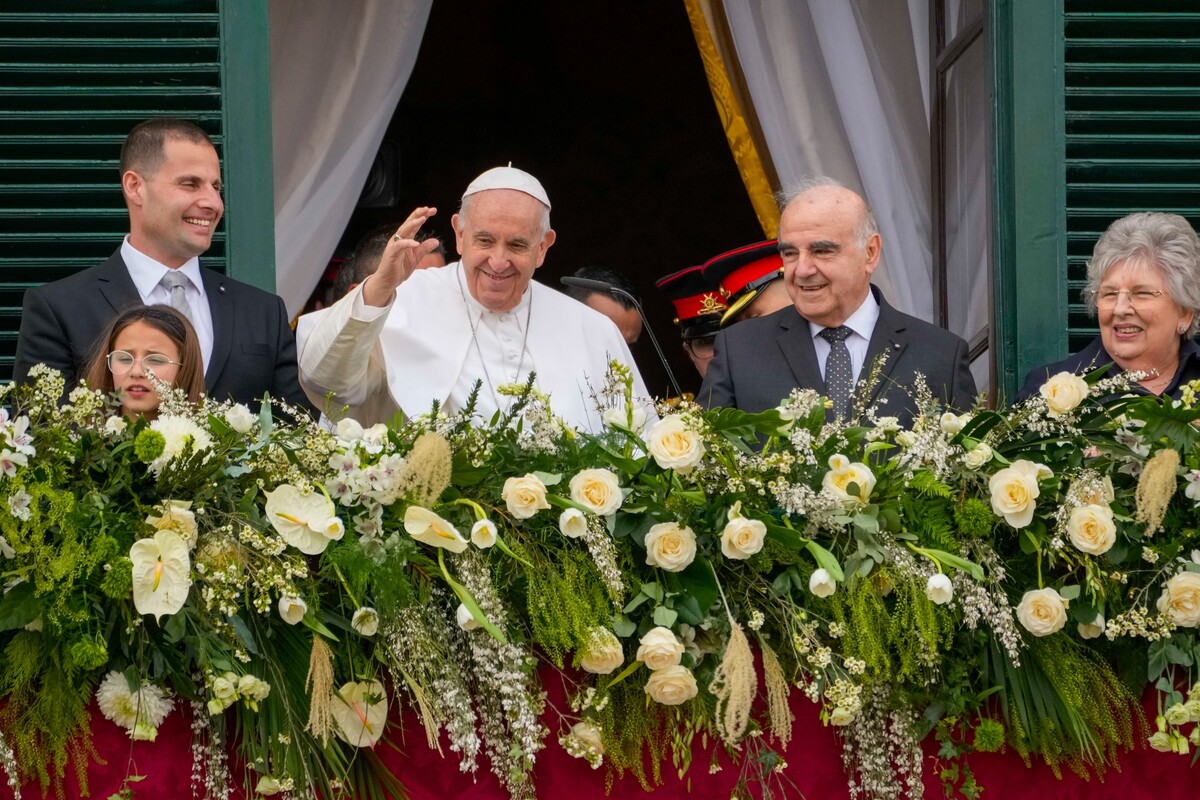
{"left": 1019, "top": 211, "right": 1200, "bottom": 400}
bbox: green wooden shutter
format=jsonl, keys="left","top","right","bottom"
{"left": 1064, "top": 0, "right": 1200, "bottom": 352}
{"left": 0, "top": 0, "right": 275, "bottom": 382}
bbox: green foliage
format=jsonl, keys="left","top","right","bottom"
{"left": 133, "top": 428, "right": 165, "bottom": 462}
{"left": 900, "top": 493, "right": 960, "bottom": 553}
{"left": 954, "top": 498, "right": 995, "bottom": 538}
{"left": 597, "top": 677, "right": 670, "bottom": 791}
{"left": 525, "top": 549, "right": 611, "bottom": 667}
{"left": 973, "top": 717, "right": 1005, "bottom": 752}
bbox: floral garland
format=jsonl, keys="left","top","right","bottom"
{"left": 2, "top": 361, "right": 1200, "bottom": 799}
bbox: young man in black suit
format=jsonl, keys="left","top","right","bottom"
{"left": 14, "top": 118, "right": 313, "bottom": 414}
{"left": 699, "top": 178, "right": 976, "bottom": 427}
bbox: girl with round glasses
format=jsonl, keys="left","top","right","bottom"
{"left": 84, "top": 305, "right": 205, "bottom": 420}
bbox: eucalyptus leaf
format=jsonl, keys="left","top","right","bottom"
{"left": 652, "top": 606, "right": 678, "bottom": 627}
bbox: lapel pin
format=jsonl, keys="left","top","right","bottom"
{"left": 218, "top": 284, "right": 226, "bottom": 294}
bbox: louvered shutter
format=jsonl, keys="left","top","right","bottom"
{"left": 0, "top": 0, "right": 225, "bottom": 380}
{"left": 1064, "top": 0, "right": 1200, "bottom": 352}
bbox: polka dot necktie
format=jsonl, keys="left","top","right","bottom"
{"left": 159, "top": 270, "right": 194, "bottom": 324}
{"left": 819, "top": 325, "right": 854, "bottom": 419}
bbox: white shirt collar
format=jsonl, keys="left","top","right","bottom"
{"left": 121, "top": 236, "right": 205, "bottom": 299}
{"left": 808, "top": 289, "right": 880, "bottom": 342}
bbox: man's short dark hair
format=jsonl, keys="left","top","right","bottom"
{"left": 119, "top": 118, "right": 214, "bottom": 177}
{"left": 333, "top": 224, "right": 446, "bottom": 299}
{"left": 565, "top": 266, "right": 640, "bottom": 310}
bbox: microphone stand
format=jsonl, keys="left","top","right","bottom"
{"left": 561, "top": 276, "right": 685, "bottom": 398}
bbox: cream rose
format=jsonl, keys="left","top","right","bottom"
{"left": 1157, "top": 572, "right": 1200, "bottom": 628}
{"left": 602, "top": 406, "right": 647, "bottom": 433}
{"left": 502, "top": 474, "right": 551, "bottom": 519}
{"left": 580, "top": 627, "right": 624, "bottom": 674}
{"left": 644, "top": 665, "right": 699, "bottom": 706}
{"left": 1039, "top": 371, "right": 1089, "bottom": 417}
{"left": 940, "top": 412, "right": 966, "bottom": 435}
{"left": 720, "top": 517, "right": 767, "bottom": 560}
{"left": 1016, "top": 587, "right": 1068, "bottom": 636}
{"left": 1067, "top": 504, "right": 1117, "bottom": 556}
{"left": 569, "top": 469, "right": 623, "bottom": 516}
{"left": 963, "top": 442, "right": 993, "bottom": 469}
{"left": 569, "top": 720, "right": 604, "bottom": 754}
{"left": 822, "top": 454, "right": 876, "bottom": 508}
{"left": 644, "top": 415, "right": 705, "bottom": 474}
{"left": 224, "top": 403, "right": 256, "bottom": 434}
{"left": 643, "top": 522, "right": 697, "bottom": 572}
{"left": 336, "top": 417, "right": 364, "bottom": 442}
{"left": 988, "top": 459, "right": 1045, "bottom": 528}
{"left": 636, "top": 627, "right": 685, "bottom": 671}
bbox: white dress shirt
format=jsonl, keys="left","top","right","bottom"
{"left": 809, "top": 290, "right": 880, "bottom": 385}
{"left": 121, "top": 237, "right": 215, "bottom": 370}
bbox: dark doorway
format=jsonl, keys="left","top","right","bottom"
{"left": 336, "top": 0, "right": 764, "bottom": 397}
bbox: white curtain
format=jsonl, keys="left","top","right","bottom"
{"left": 269, "top": 0, "right": 433, "bottom": 317}
{"left": 722, "top": 0, "right": 933, "bottom": 322}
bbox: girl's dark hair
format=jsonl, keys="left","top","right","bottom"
{"left": 84, "top": 304, "right": 205, "bottom": 405}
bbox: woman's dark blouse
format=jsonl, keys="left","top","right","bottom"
{"left": 1017, "top": 336, "right": 1200, "bottom": 402}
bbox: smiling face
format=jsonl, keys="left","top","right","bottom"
{"left": 452, "top": 189, "right": 555, "bottom": 312}
{"left": 124, "top": 138, "right": 224, "bottom": 267}
{"left": 777, "top": 186, "right": 880, "bottom": 328}
{"left": 111, "top": 320, "right": 182, "bottom": 419}
{"left": 1097, "top": 259, "right": 1193, "bottom": 374}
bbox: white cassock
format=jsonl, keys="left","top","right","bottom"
{"left": 296, "top": 262, "right": 651, "bottom": 433}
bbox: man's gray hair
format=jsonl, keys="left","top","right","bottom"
{"left": 457, "top": 192, "right": 552, "bottom": 238}
{"left": 1086, "top": 211, "right": 1200, "bottom": 337}
{"left": 776, "top": 175, "right": 879, "bottom": 249}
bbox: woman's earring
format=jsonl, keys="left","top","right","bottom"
{"left": 1182, "top": 324, "right": 1191, "bottom": 335}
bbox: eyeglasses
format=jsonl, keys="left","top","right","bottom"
{"left": 106, "top": 350, "right": 181, "bottom": 375}
{"left": 1089, "top": 288, "right": 1169, "bottom": 308}
{"left": 683, "top": 336, "right": 716, "bottom": 360}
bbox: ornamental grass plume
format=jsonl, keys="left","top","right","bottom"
{"left": 758, "top": 635, "right": 793, "bottom": 749}
{"left": 305, "top": 636, "right": 336, "bottom": 743}
{"left": 708, "top": 620, "right": 757, "bottom": 746}
{"left": 1135, "top": 448, "right": 1180, "bottom": 536}
{"left": 395, "top": 432, "right": 453, "bottom": 507}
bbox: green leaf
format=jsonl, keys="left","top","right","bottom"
{"left": 669, "top": 556, "right": 718, "bottom": 618}
{"left": 613, "top": 614, "right": 637, "bottom": 637}
{"left": 653, "top": 605, "right": 678, "bottom": 627}
{"left": 674, "top": 594, "right": 705, "bottom": 625}
{"left": 805, "top": 541, "right": 845, "bottom": 582}
{"left": 228, "top": 614, "right": 262, "bottom": 656}
{"left": 1058, "top": 584, "right": 1081, "bottom": 601}
{"left": 438, "top": 549, "right": 507, "bottom": 644}
{"left": 0, "top": 581, "right": 40, "bottom": 631}
{"left": 919, "top": 548, "right": 984, "bottom": 581}
{"left": 614, "top": 511, "right": 655, "bottom": 545}
{"left": 533, "top": 471, "right": 562, "bottom": 487}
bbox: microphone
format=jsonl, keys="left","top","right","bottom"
{"left": 561, "top": 275, "right": 684, "bottom": 398}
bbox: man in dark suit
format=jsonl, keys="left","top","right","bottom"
{"left": 14, "top": 118, "right": 312, "bottom": 414}
{"left": 699, "top": 179, "right": 976, "bottom": 427}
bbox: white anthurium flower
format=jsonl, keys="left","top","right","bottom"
{"left": 264, "top": 484, "right": 339, "bottom": 555}
{"left": 351, "top": 607, "right": 379, "bottom": 637}
{"left": 278, "top": 594, "right": 307, "bottom": 625}
{"left": 471, "top": 519, "right": 498, "bottom": 549}
{"left": 403, "top": 506, "right": 468, "bottom": 553}
{"left": 332, "top": 679, "right": 388, "bottom": 747}
{"left": 130, "top": 530, "right": 192, "bottom": 623}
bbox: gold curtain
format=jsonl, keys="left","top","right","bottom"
{"left": 684, "top": 0, "right": 780, "bottom": 238}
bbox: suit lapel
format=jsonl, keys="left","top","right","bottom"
{"left": 95, "top": 251, "right": 142, "bottom": 313}
{"left": 200, "top": 268, "right": 233, "bottom": 385}
{"left": 776, "top": 307, "right": 825, "bottom": 393}
{"left": 861, "top": 289, "right": 907, "bottom": 407}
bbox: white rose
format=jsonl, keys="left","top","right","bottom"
{"left": 255, "top": 776, "right": 282, "bottom": 796}
{"left": 278, "top": 594, "right": 307, "bottom": 625}
{"left": 456, "top": 602, "right": 481, "bottom": 631}
{"left": 643, "top": 522, "right": 697, "bottom": 572}
{"left": 636, "top": 627, "right": 685, "bottom": 671}
{"left": 1039, "top": 372, "right": 1089, "bottom": 417}
{"left": 963, "top": 442, "right": 993, "bottom": 469}
{"left": 720, "top": 517, "right": 766, "bottom": 560}
{"left": 988, "top": 459, "right": 1045, "bottom": 528}
{"left": 602, "top": 406, "right": 647, "bottom": 433}
{"left": 471, "top": 519, "right": 498, "bottom": 549}
{"left": 1078, "top": 614, "right": 1105, "bottom": 640}
{"left": 926, "top": 573, "right": 953, "bottom": 605}
{"left": 829, "top": 706, "right": 857, "bottom": 726}
{"left": 569, "top": 469, "right": 623, "bottom": 516}
{"left": 1158, "top": 572, "right": 1200, "bottom": 628}
{"left": 336, "top": 418, "right": 365, "bottom": 442}
{"left": 895, "top": 431, "right": 917, "bottom": 448}
{"left": 237, "top": 674, "right": 270, "bottom": 701}
{"left": 1016, "top": 587, "right": 1068, "bottom": 636}
{"left": 224, "top": 403, "right": 256, "bottom": 434}
{"left": 809, "top": 568, "right": 837, "bottom": 598}
{"left": 559, "top": 508, "right": 588, "bottom": 539}
{"left": 940, "top": 412, "right": 965, "bottom": 435}
{"left": 501, "top": 474, "right": 550, "bottom": 519}
{"left": 351, "top": 607, "right": 379, "bottom": 637}
{"left": 569, "top": 721, "right": 604, "bottom": 754}
{"left": 104, "top": 415, "right": 127, "bottom": 435}
{"left": 822, "top": 454, "right": 876, "bottom": 508}
{"left": 1067, "top": 504, "right": 1117, "bottom": 556}
{"left": 644, "top": 415, "right": 705, "bottom": 474}
{"left": 644, "top": 664, "right": 699, "bottom": 706}
{"left": 211, "top": 674, "right": 237, "bottom": 701}
{"left": 580, "top": 627, "right": 624, "bottom": 675}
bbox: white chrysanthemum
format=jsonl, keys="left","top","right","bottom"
{"left": 95, "top": 670, "right": 173, "bottom": 736}
{"left": 149, "top": 415, "right": 213, "bottom": 473}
